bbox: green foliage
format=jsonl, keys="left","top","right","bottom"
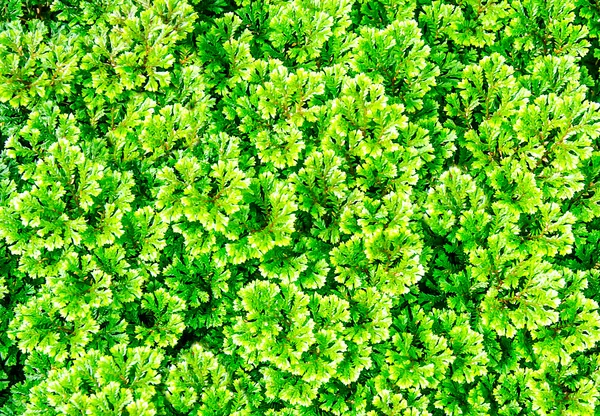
{"left": 1, "top": 0, "right": 600, "bottom": 414}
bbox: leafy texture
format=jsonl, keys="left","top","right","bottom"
{"left": 1, "top": 0, "right": 600, "bottom": 414}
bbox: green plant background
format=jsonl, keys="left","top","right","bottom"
{"left": 1, "top": 0, "right": 600, "bottom": 415}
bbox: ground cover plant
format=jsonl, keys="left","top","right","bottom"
{"left": 1, "top": 0, "right": 600, "bottom": 414}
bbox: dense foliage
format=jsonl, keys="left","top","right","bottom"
{"left": 1, "top": 0, "right": 600, "bottom": 414}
